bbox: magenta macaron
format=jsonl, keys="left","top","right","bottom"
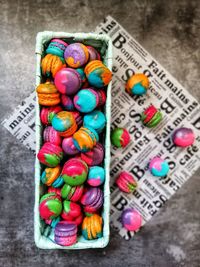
{"left": 43, "top": 126, "right": 62, "bottom": 146}
{"left": 81, "top": 187, "right": 103, "bottom": 213}
{"left": 81, "top": 142, "right": 104, "bottom": 166}
{"left": 54, "top": 221, "right": 78, "bottom": 246}
{"left": 54, "top": 68, "right": 82, "bottom": 95}
{"left": 62, "top": 136, "right": 79, "bottom": 155}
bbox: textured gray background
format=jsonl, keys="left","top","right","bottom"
{"left": 0, "top": 0, "right": 200, "bottom": 266}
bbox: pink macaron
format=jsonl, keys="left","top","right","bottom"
{"left": 43, "top": 126, "right": 62, "bottom": 146}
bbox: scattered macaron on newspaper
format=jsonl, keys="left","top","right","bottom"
{"left": 35, "top": 32, "right": 112, "bottom": 249}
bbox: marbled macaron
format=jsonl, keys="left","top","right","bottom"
{"left": 115, "top": 171, "right": 137, "bottom": 193}
{"left": 36, "top": 82, "right": 60, "bottom": 106}
{"left": 111, "top": 128, "right": 130, "bottom": 148}
{"left": 61, "top": 158, "right": 88, "bottom": 186}
{"left": 141, "top": 105, "right": 162, "bottom": 128}
{"left": 46, "top": 39, "right": 68, "bottom": 58}
{"left": 87, "top": 166, "right": 105, "bottom": 187}
{"left": 52, "top": 111, "right": 77, "bottom": 137}
{"left": 81, "top": 187, "right": 103, "bottom": 213}
{"left": 62, "top": 136, "right": 79, "bottom": 155}
{"left": 41, "top": 54, "right": 66, "bottom": 78}
{"left": 172, "top": 127, "right": 195, "bottom": 147}
{"left": 87, "top": 46, "right": 101, "bottom": 62}
{"left": 121, "top": 208, "right": 142, "bottom": 231}
{"left": 149, "top": 157, "right": 169, "bottom": 177}
{"left": 82, "top": 214, "right": 103, "bottom": 240}
{"left": 61, "top": 184, "right": 84, "bottom": 202}
{"left": 61, "top": 200, "right": 83, "bottom": 225}
{"left": 61, "top": 95, "right": 75, "bottom": 111}
{"left": 73, "top": 88, "right": 99, "bottom": 113}
{"left": 126, "top": 73, "right": 149, "bottom": 96}
{"left": 37, "top": 142, "right": 63, "bottom": 167}
{"left": 39, "top": 193, "right": 62, "bottom": 220}
{"left": 81, "top": 142, "right": 104, "bottom": 166}
{"left": 64, "top": 43, "right": 89, "bottom": 68}
{"left": 83, "top": 110, "right": 106, "bottom": 133}
{"left": 54, "top": 68, "right": 82, "bottom": 95}
{"left": 40, "top": 165, "right": 62, "bottom": 186}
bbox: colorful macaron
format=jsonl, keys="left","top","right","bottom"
{"left": 111, "top": 128, "right": 130, "bottom": 148}
{"left": 36, "top": 82, "right": 60, "bottom": 106}
{"left": 141, "top": 105, "right": 162, "bottom": 128}
{"left": 87, "top": 46, "right": 101, "bottom": 62}
{"left": 81, "top": 187, "right": 103, "bottom": 213}
{"left": 83, "top": 110, "right": 106, "bottom": 133}
{"left": 172, "top": 127, "right": 195, "bottom": 147}
{"left": 41, "top": 54, "right": 66, "bottom": 78}
{"left": 52, "top": 111, "right": 77, "bottom": 137}
{"left": 39, "top": 193, "right": 62, "bottom": 220}
{"left": 64, "top": 43, "right": 89, "bottom": 68}
{"left": 82, "top": 214, "right": 103, "bottom": 240}
{"left": 121, "top": 208, "right": 142, "bottom": 231}
{"left": 81, "top": 142, "right": 104, "bottom": 166}
{"left": 116, "top": 171, "right": 137, "bottom": 193}
{"left": 40, "top": 106, "right": 62, "bottom": 125}
{"left": 62, "top": 136, "right": 79, "bottom": 155}
{"left": 87, "top": 166, "right": 105, "bottom": 187}
{"left": 46, "top": 39, "right": 68, "bottom": 58}
{"left": 73, "top": 127, "right": 99, "bottom": 152}
{"left": 43, "top": 126, "right": 62, "bottom": 146}
{"left": 61, "top": 200, "right": 83, "bottom": 225}
{"left": 149, "top": 157, "right": 169, "bottom": 177}
{"left": 61, "top": 158, "right": 88, "bottom": 186}
{"left": 40, "top": 165, "right": 62, "bottom": 186}
{"left": 54, "top": 221, "right": 78, "bottom": 246}
{"left": 84, "top": 60, "right": 112, "bottom": 88}
{"left": 126, "top": 73, "right": 149, "bottom": 96}
{"left": 61, "top": 184, "right": 84, "bottom": 202}
{"left": 54, "top": 68, "right": 82, "bottom": 95}
{"left": 61, "top": 95, "right": 75, "bottom": 111}
{"left": 37, "top": 142, "right": 63, "bottom": 167}
{"left": 73, "top": 88, "right": 99, "bottom": 113}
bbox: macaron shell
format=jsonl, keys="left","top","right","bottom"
{"left": 83, "top": 110, "right": 106, "bottom": 133}
{"left": 37, "top": 142, "right": 63, "bottom": 167}
{"left": 116, "top": 171, "right": 137, "bottom": 193}
{"left": 81, "top": 142, "right": 104, "bottom": 166}
{"left": 87, "top": 166, "right": 105, "bottom": 187}
{"left": 149, "top": 157, "right": 169, "bottom": 177}
{"left": 62, "top": 137, "right": 79, "bottom": 155}
{"left": 40, "top": 106, "right": 62, "bottom": 125}
{"left": 126, "top": 73, "right": 149, "bottom": 95}
{"left": 46, "top": 39, "right": 68, "bottom": 58}
{"left": 64, "top": 43, "right": 89, "bottom": 68}
{"left": 41, "top": 54, "right": 66, "bottom": 78}
{"left": 73, "top": 88, "right": 99, "bottom": 113}
{"left": 122, "top": 208, "right": 142, "bottom": 231}
{"left": 41, "top": 165, "right": 62, "bottom": 186}
{"left": 43, "top": 126, "right": 62, "bottom": 146}
{"left": 39, "top": 194, "right": 62, "bottom": 220}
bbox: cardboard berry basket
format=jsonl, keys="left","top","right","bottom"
{"left": 34, "top": 31, "right": 112, "bottom": 249}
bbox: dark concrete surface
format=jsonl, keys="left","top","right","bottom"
{"left": 0, "top": 0, "right": 200, "bottom": 266}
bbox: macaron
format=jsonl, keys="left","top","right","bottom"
{"left": 81, "top": 142, "right": 104, "bottom": 166}
{"left": 115, "top": 171, "right": 137, "bottom": 193}
{"left": 40, "top": 106, "right": 62, "bottom": 125}
{"left": 126, "top": 73, "right": 149, "bottom": 96}
{"left": 61, "top": 95, "right": 75, "bottom": 111}
{"left": 41, "top": 54, "right": 66, "bottom": 78}
{"left": 81, "top": 187, "right": 103, "bottom": 213}
{"left": 141, "top": 105, "right": 162, "bottom": 128}
{"left": 73, "top": 88, "right": 99, "bottom": 113}
{"left": 82, "top": 214, "right": 103, "bottom": 240}
{"left": 37, "top": 142, "right": 63, "bottom": 167}
{"left": 40, "top": 165, "right": 62, "bottom": 186}
{"left": 46, "top": 39, "right": 68, "bottom": 58}
{"left": 84, "top": 60, "right": 112, "bottom": 88}
{"left": 172, "top": 127, "right": 195, "bottom": 147}
{"left": 73, "top": 127, "right": 99, "bottom": 152}
{"left": 87, "top": 46, "right": 101, "bottom": 62}
{"left": 45, "top": 216, "right": 61, "bottom": 228}
{"left": 62, "top": 136, "right": 79, "bottom": 155}
{"left": 36, "top": 82, "right": 60, "bottom": 106}
{"left": 39, "top": 193, "right": 62, "bottom": 220}
{"left": 54, "top": 68, "right": 82, "bottom": 95}
{"left": 149, "top": 157, "right": 169, "bottom": 177}
{"left": 61, "top": 200, "right": 83, "bottom": 225}
{"left": 54, "top": 221, "right": 77, "bottom": 246}
{"left": 43, "top": 126, "right": 62, "bottom": 146}
{"left": 83, "top": 110, "right": 106, "bottom": 133}
{"left": 111, "top": 128, "right": 130, "bottom": 148}
{"left": 61, "top": 184, "right": 84, "bottom": 202}
{"left": 95, "top": 89, "right": 106, "bottom": 107}
{"left": 52, "top": 111, "right": 77, "bottom": 137}
{"left": 61, "top": 158, "right": 88, "bottom": 186}
{"left": 87, "top": 166, "right": 105, "bottom": 187}
{"left": 64, "top": 43, "right": 89, "bottom": 68}
{"left": 121, "top": 208, "right": 142, "bottom": 231}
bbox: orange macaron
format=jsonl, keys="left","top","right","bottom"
{"left": 36, "top": 82, "right": 60, "bottom": 106}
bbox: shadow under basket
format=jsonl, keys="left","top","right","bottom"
{"left": 34, "top": 31, "right": 112, "bottom": 249}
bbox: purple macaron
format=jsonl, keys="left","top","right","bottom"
{"left": 64, "top": 43, "right": 89, "bottom": 68}
{"left": 61, "top": 95, "right": 75, "bottom": 111}
{"left": 62, "top": 137, "right": 79, "bottom": 156}
{"left": 54, "top": 221, "right": 77, "bottom": 246}
{"left": 54, "top": 68, "right": 82, "bottom": 95}
{"left": 81, "top": 142, "right": 104, "bottom": 166}
{"left": 81, "top": 187, "right": 103, "bottom": 213}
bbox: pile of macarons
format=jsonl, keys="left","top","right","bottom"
{"left": 36, "top": 38, "right": 112, "bottom": 246}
